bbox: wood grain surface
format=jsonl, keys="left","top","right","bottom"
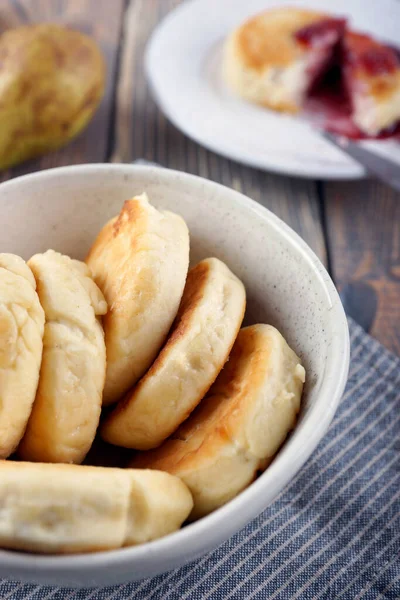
{"left": 1, "top": 0, "right": 399, "bottom": 354}
{"left": 325, "top": 180, "right": 400, "bottom": 355}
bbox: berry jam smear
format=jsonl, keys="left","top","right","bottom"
{"left": 295, "top": 20, "right": 400, "bottom": 140}
{"left": 295, "top": 18, "right": 347, "bottom": 46}
{"left": 345, "top": 32, "right": 400, "bottom": 76}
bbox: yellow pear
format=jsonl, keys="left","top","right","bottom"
{"left": 0, "top": 24, "right": 105, "bottom": 169}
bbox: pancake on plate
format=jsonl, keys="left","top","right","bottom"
{"left": 223, "top": 7, "right": 344, "bottom": 113}
{"left": 224, "top": 6, "right": 400, "bottom": 136}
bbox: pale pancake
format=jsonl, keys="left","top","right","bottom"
{"left": 18, "top": 250, "right": 107, "bottom": 464}
{"left": 132, "top": 325, "right": 305, "bottom": 520}
{"left": 101, "top": 258, "right": 246, "bottom": 450}
{"left": 0, "top": 461, "right": 193, "bottom": 553}
{"left": 86, "top": 193, "right": 190, "bottom": 405}
{"left": 0, "top": 254, "right": 45, "bottom": 458}
{"left": 223, "top": 7, "right": 328, "bottom": 113}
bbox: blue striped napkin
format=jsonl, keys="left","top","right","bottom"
{"left": 1, "top": 317, "right": 399, "bottom": 599}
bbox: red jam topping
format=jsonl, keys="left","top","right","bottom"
{"left": 295, "top": 18, "right": 347, "bottom": 46}
{"left": 293, "top": 18, "right": 400, "bottom": 139}
{"left": 304, "top": 91, "right": 400, "bottom": 140}
{"left": 360, "top": 48, "right": 399, "bottom": 74}
{"left": 345, "top": 33, "right": 400, "bottom": 76}
{"left": 296, "top": 23, "right": 400, "bottom": 139}
{"left": 304, "top": 63, "right": 400, "bottom": 140}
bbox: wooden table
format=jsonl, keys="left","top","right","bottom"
{"left": 2, "top": 0, "right": 400, "bottom": 355}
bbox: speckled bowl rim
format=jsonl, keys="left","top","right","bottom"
{"left": 0, "top": 164, "right": 350, "bottom": 582}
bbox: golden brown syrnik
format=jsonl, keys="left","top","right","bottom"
{"left": 101, "top": 257, "right": 246, "bottom": 450}
{"left": 132, "top": 325, "right": 305, "bottom": 520}
{"left": 86, "top": 193, "right": 190, "bottom": 406}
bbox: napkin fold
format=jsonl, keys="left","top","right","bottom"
{"left": 1, "top": 317, "right": 399, "bottom": 600}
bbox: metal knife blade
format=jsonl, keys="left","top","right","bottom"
{"left": 321, "top": 131, "right": 400, "bottom": 192}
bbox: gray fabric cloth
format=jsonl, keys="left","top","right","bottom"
{"left": 1, "top": 317, "right": 399, "bottom": 599}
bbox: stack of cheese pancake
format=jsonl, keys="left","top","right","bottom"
{"left": 0, "top": 192, "right": 305, "bottom": 553}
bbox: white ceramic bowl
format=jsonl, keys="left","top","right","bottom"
{"left": 0, "top": 164, "right": 349, "bottom": 587}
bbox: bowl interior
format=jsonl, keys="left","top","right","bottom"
{"left": 0, "top": 164, "right": 349, "bottom": 586}
{"left": 2, "top": 165, "right": 331, "bottom": 390}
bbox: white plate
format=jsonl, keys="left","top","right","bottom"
{"left": 145, "top": 0, "right": 400, "bottom": 179}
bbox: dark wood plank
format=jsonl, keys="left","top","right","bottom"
{"left": 0, "top": 0, "right": 126, "bottom": 180}
{"left": 324, "top": 180, "right": 400, "bottom": 354}
{"left": 112, "top": 0, "right": 327, "bottom": 264}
